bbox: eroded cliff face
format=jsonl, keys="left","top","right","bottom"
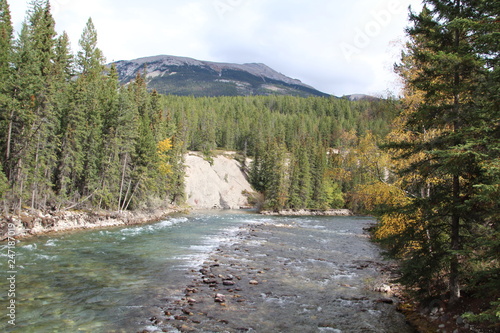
{"left": 184, "top": 152, "right": 254, "bottom": 210}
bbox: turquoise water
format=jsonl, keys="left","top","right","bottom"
{"left": 0, "top": 210, "right": 261, "bottom": 332}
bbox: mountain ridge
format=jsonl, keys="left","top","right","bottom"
{"left": 111, "top": 55, "right": 329, "bottom": 97}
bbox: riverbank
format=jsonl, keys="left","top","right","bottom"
{"left": 0, "top": 207, "right": 188, "bottom": 240}
{"left": 260, "top": 208, "right": 353, "bottom": 216}
{"left": 144, "top": 216, "right": 414, "bottom": 333}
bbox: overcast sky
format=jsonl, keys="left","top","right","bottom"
{"left": 10, "top": 0, "right": 423, "bottom": 97}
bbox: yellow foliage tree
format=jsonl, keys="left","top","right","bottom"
{"left": 157, "top": 138, "right": 173, "bottom": 175}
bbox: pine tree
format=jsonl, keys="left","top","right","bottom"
{"left": 460, "top": 1, "right": 500, "bottom": 318}
{"left": 74, "top": 18, "right": 106, "bottom": 200}
{"left": 254, "top": 139, "right": 289, "bottom": 211}
{"left": 0, "top": 0, "right": 13, "bottom": 191}
{"left": 95, "top": 64, "right": 122, "bottom": 209}
{"left": 288, "top": 143, "right": 312, "bottom": 209}
{"left": 114, "top": 85, "right": 140, "bottom": 211}
{"left": 4, "top": 0, "right": 57, "bottom": 211}
{"left": 0, "top": 0, "right": 12, "bottom": 97}
{"left": 390, "top": 0, "right": 498, "bottom": 303}
{"left": 52, "top": 32, "right": 80, "bottom": 203}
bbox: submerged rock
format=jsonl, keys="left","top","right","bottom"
{"left": 153, "top": 215, "right": 415, "bottom": 333}
{"left": 214, "top": 293, "right": 226, "bottom": 303}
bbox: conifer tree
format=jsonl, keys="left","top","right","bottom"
{"left": 5, "top": 0, "right": 57, "bottom": 210}
{"left": 74, "top": 18, "right": 106, "bottom": 199}
{"left": 0, "top": 0, "right": 12, "bottom": 98}
{"left": 389, "top": 0, "right": 498, "bottom": 303}
{"left": 288, "top": 143, "right": 312, "bottom": 209}
{"left": 52, "top": 32, "right": 80, "bottom": 202}
{"left": 0, "top": 0, "right": 13, "bottom": 188}
{"left": 255, "top": 140, "right": 289, "bottom": 211}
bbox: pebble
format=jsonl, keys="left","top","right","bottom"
{"left": 182, "top": 308, "right": 193, "bottom": 315}
{"left": 185, "top": 287, "right": 198, "bottom": 294}
{"left": 377, "top": 298, "right": 394, "bottom": 304}
{"left": 180, "top": 324, "right": 196, "bottom": 332}
{"left": 214, "top": 293, "right": 226, "bottom": 302}
{"left": 249, "top": 280, "right": 259, "bottom": 285}
{"left": 203, "top": 278, "right": 217, "bottom": 284}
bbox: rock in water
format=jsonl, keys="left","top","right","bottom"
{"left": 214, "top": 293, "right": 226, "bottom": 303}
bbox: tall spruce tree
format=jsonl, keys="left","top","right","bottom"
{"left": 461, "top": 1, "right": 500, "bottom": 317}
{"left": 288, "top": 143, "right": 312, "bottom": 209}
{"left": 52, "top": 31, "right": 77, "bottom": 203}
{"left": 74, "top": 18, "right": 106, "bottom": 199}
{"left": 0, "top": 0, "right": 13, "bottom": 205}
{"left": 391, "top": 0, "right": 497, "bottom": 303}
{"left": 0, "top": 0, "right": 12, "bottom": 101}
{"left": 6, "top": 0, "right": 57, "bottom": 211}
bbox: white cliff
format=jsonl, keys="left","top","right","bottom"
{"left": 184, "top": 152, "right": 254, "bottom": 209}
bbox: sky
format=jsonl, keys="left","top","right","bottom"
{"left": 9, "top": 0, "right": 424, "bottom": 97}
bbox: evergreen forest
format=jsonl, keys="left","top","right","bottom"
{"left": 0, "top": 0, "right": 400, "bottom": 214}
{"left": 0, "top": 0, "right": 499, "bottom": 326}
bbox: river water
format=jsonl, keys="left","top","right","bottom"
{"left": 0, "top": 211, "right": 413, "bottom": 332}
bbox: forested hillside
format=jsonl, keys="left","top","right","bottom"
{"left": 0, "top": 0, "right": 401, "bottom": 215}
{"left": 160, "top": 94, "right": 399, "bottom": 211}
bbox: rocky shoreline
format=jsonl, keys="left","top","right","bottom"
{"left": 260, "top": 208, "right": 353, "bottom": 216}
{"left": 0, "top": 207, "right": 187, "bottom": 240}
{"left": 143, "top": 217, "right": 414, "bottom": 333}
{"left": 141, "top": 216, "right": 489, "bottom": 333}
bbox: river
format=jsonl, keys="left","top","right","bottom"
{"left": 0, "top": 211, "right": 414, "bottom": 332}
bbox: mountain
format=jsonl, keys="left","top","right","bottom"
{"left": 111, "top": 55, "right": 329, "bottom": 97}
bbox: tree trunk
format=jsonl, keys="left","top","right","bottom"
{"left": 450, "top": 174, "right": 461, "bottom": 303}
{"left": 5, "top": 107, "right": 14, "bottom": 178}
{"left": 118, "top": 153, "right": 128, "bottom": 211}
{"left": 449, "top": 2, "right": 462, "bottom": 303}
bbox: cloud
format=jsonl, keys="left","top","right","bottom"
{"left": 9, "top": 0, "right": 423, "bottom": 96}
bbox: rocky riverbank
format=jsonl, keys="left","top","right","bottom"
{"left": 143, "top": 216, "right": 414, "bottom": 333}
{"left": 260, "top": 209, "right": 353, "bottom": 216}
{"left": 0, "top": 207, "right": 187, "bottom": 240}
